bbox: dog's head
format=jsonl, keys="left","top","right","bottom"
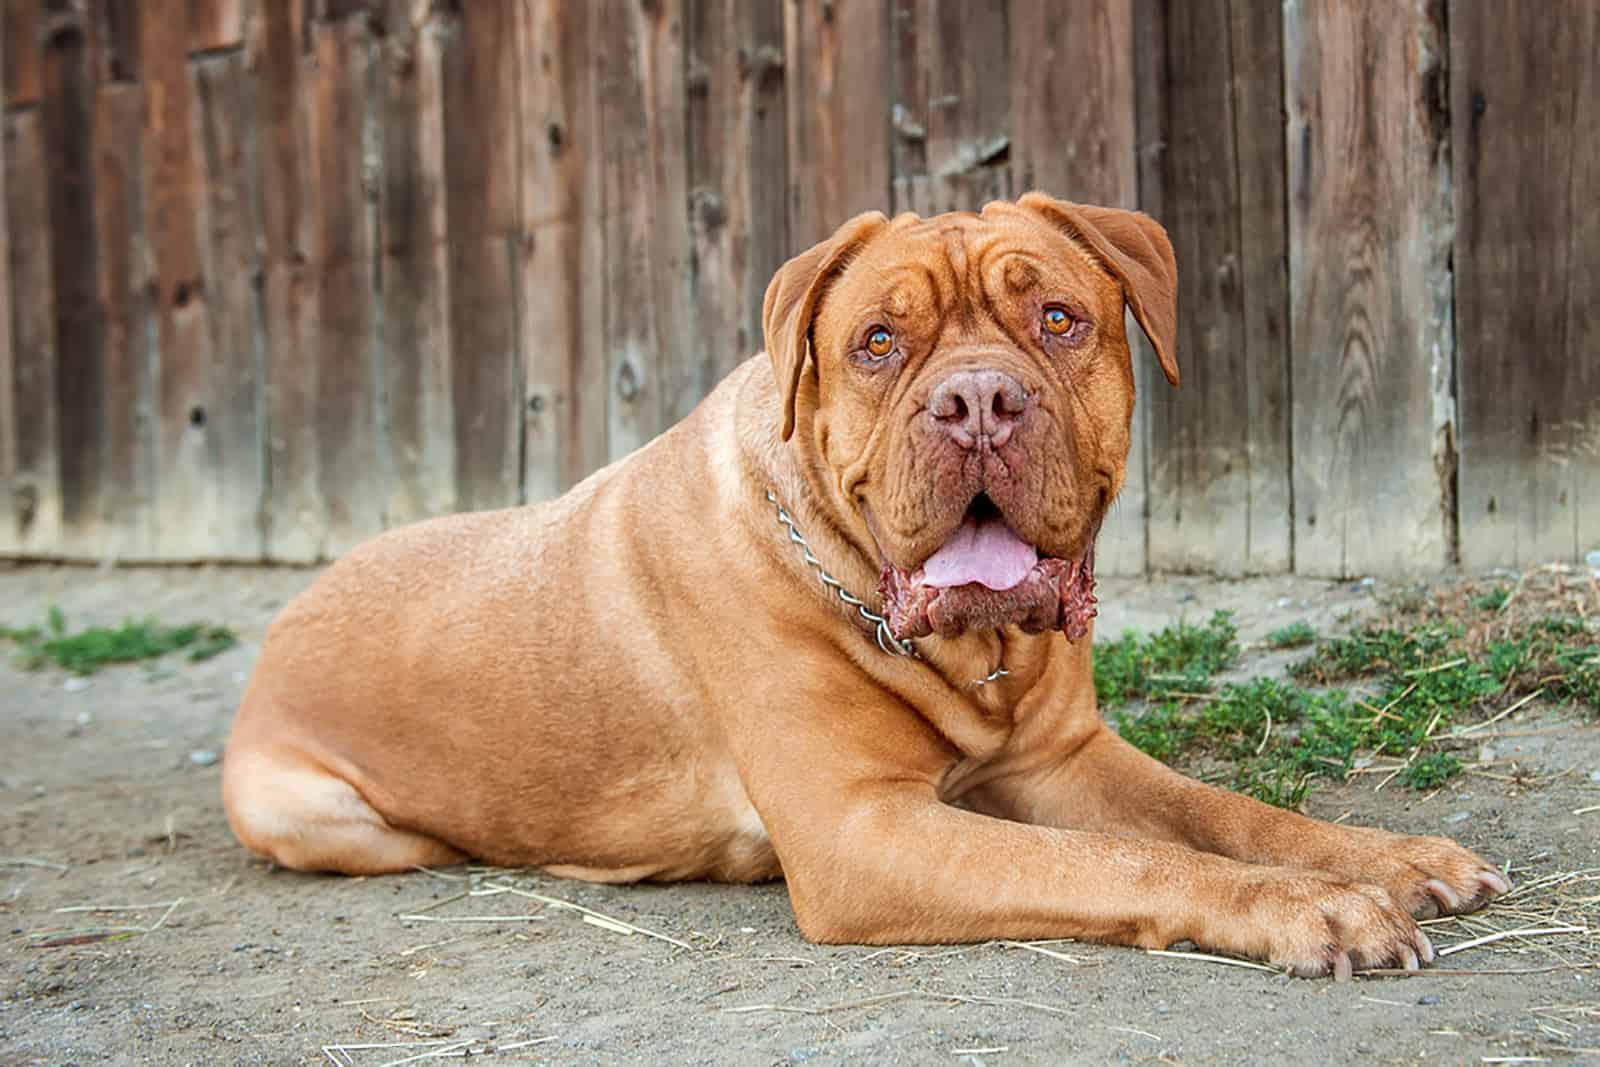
{"left": 763, "top": 193, "right": 1178, "bottom": 642}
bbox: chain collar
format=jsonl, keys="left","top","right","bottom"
{"left": 766, "top": 489, "right": 1009, "bottom": 687}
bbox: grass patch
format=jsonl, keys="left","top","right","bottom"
{"left": 1093, "top": 611, "right": 1238, "bottom": 706}
{"left": 1100, "top": 571, "right": 1598, "bottom": 810}
{"left": 1, "top": 609, "right": 236, "bottom": 675}
{"left": 1265, "top": 620, "right": 1316, "bottom": 649}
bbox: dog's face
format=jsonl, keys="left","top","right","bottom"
{"left": 763, "top": 194, "right": 1179, "bottom": 643}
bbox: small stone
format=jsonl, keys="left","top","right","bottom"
{"left": 1359, "top": 577, "right": 1377, "bottom": 588}
{"left": 1276, "top": 596, "right": 1293, "bottom": 608}
{"left": 189, "top": 749, "right": 220, "bottom": 767}
{"left": 1445, "top": 811, "right": 1472, "bottom": 825}
{"left": 63, "top": 677, "right": 91, "bottom": 693}
{"left": 1478, "top": 743, "right": 1496, "bottom": 763}
{"left": 1584, "top": 549, "right": 1600, "bottom": 569}
{"left": 1589, "top": 769, "right": 1600, "bottom": 783}
{"left": 1417, "top": 994, "right": 1441, "bottom": 1005}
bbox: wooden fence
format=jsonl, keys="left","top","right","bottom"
{"left": 2, "top": 0, "right": 1596, "bottom": 575}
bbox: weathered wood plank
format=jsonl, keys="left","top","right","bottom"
{"left": 686, "top": 0, "right": 787, "bottom": 394}
{"left": 1139, "top": 0, "right": 1290, "bottom": 576}
{"left": 892, "top": 0, "right": 1008, "bottom": 214}
{"left": 0, "top": 5, "right": 12, "bottom": 551}
{"left": 2, "top": 110, "right": 61, "bottom": 553}
{"left": 141, "top": 0, "right": 223, "bottom": 558}
{"left": 1453, "top": 2, "right": 1600, "bottom": 569}
{"left": 307, "top": 12, "right": 384, "bottom": 553}
{"left": 92, "top": 81, "right": 159, "bottom": 559}
{"left": 375, "top": 0, "right": 455, "bottom": 525}
{"left": 440, "top": 0, "right": 522, "bottom": 507}
{"left": 4, "top": 0, "right": 41, "bottom": 108}
{"left": 188, "top": 0, "right": 246, "bottom": 52}
{"left": 1013, "top": 0, "right": 1146, "bottom": 577}
{"left": 592, "top": 0, "right": 693, "bottom": 460}
{"left": 785, "top": 0, "right": 892, "bottom": 247}
{"left": 252, "top": 0, "right": 324, "bottom": 561}
{"left": 41, "top": 8, "right": 103, "bottom": 556}
{"left": 517, "top": 0, "right": 606, "bottom": 499}
{"left": 1285, "top": 0, "right": 1453, "bottom": 577}
{"left": 191, "top": 49, "right": 266, "bottom": 558}
{"left": 89, "top": 0, "right": 141, "bottom": 83}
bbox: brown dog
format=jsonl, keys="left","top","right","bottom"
{"left": 223, "top": 193, "right": 1506, "bottom": 978}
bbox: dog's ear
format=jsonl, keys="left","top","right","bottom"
{"left": 763, "top": 212, "right": 890, "bottom": 441}
{"left": 1018, "top": 192, "right": 1179, "bottom": 388}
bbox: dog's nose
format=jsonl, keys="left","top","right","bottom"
{"left": 927, "top": 370, "right": 1028, "bottom": 448}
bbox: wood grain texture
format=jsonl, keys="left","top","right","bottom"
{"left": 254, "top": 0, "right": 324, "bottom": 561}
{"left": 0, "top": 10, "right": 12, "bottom": 550}
{"left": 1014, "top": 0, "right": 1147, "bottom": 577}
{"left": 1139, "top": 0, "right": 1290, "bottom": 576}
{"left": 4, "top": 0, "right": 41, "bottom": 108}
{"left": 91, "top": 81, "right": 159, "bottom": 559}
{"left": 307, "top": 12, "right": 384, "bottom": 554}
{"left": 191, "top": 49, "right": 266, "bottom": 558}
{"left": 41, "top": 8, "right": 103, "bottom": 556}
{"left": 686, "top": 0, "right": 787, "bottom": 394}
{"left": 594, "top": 0, "right": 693, "bottom": 460}
{"left": 888, "top": 0, "right": 1009, "bottom": 215}
{"left": 516, "top": 0, "right": 606, "bottom": 500}
{"left": 1285, "top": 0, "right": 1453, "bottom": 577}
{"left": 441, "top": 0, "right": 523, "bottom": 509}
{"left": 784, "top": 0, "right": 892, "bottom": 248}
{"left": 140, "top": 0, "right": 222, "bottom": 558}
{"left": 188, "top": 0, "right": 246, "bottom": 52}
{"left": 1452, "top": 2, "right": 1600, "bottom": 568}
{"left": 3, "top": 110, "right": 61, "bottom": 553}
{"left": 376, "top": 0, "right": 456, "bottom": 525}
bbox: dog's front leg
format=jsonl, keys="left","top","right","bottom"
{"left": 964, "top": 722, "right": 1509, "bottom": 922}
{"left": 737, "top": 696, "right": 1431, "bottom": 977}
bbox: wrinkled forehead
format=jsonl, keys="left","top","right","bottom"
{"left": 828, "top": 208, "right": 1117, "bottom": 317}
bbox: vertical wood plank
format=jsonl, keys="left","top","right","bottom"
{"left": 41, "top": 7, "right": 103, "bottom": 556}
{"left": 253, "top": 0, "right": 324, "bottom": 561}
{"left": 307, "top": 11, "right": 384, "bottom": 552}
{"left": 686, "top": 0, "right": 788, "bottom": 398}
{"left": 891, "top": 0, "right": 1008, "bottom": 215}
{"left": 1011, "top": 0, "right": 1147, "bottom": 577}
{"left": 191, "top": 49, "right": 266, "bottom": 558}
{"left": 141, "top": 0, "right": 222, "bottom": 558}
{"left": 92, "top": 81, "right": 160, "bottom": 559}
{"left": 376, "top": 0, "right": 455, "bottom": 525}
{"left": 1285, "top": 0, "right": 1453, "bottom": 577}
{"left": 1139, "top": 0, "right": 1290, "bottom": 576}
{"left": 516, "top": 0, "right": 606, "bottom": 499}
{"left": 188, "top": 0, "right": 246, "bottom": 52}
{"left": 0, "top": 2, "right": 12, "bottom": 552}
{"left": 4, "top": 0, "right": 41, "bottom": 109}
{"left": 1452, "top": 3, "right": 1600, "bottom": 569}
{"left": 440, "top": 0, "right": 523, "bottom": 507}
{"left": 594, "top": 0, "right": 693, "bottom": 460}
{"left": 2, "top": 111, "right": 61, "bottom": 553}
{"left": 785, "top": 0, "right": 892, "bottom": 248}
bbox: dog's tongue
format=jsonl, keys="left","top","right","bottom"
{"left": 921, "top": 515, "right": 1038, "bottom": 591}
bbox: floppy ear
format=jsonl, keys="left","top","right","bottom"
{"left": 1017, "top": 192, "right": 1179, "bottom": 387}
{"left": 762, "top": 211, "right": 890, "bottom": 441}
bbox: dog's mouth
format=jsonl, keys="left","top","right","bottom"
{"left": 877, "top": 493, "right": 1097, "bottom": 642}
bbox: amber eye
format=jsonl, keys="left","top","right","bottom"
{"left": 865, "top": 327, "right": 895, "bottom": 358}
{"left": 1043, "top": 306, "right": 1074, "bottom": 335}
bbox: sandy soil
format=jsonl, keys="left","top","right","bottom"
{"left": 2, "top": 562, "right": 1598, "bottom": 1065}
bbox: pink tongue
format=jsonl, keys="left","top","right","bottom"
{"left": 921, "top": 515, "right": 1039, "bottom": 591}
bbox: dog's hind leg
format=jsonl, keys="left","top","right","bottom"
{"left": 222, "top": 747, "right": 465, "bottom": 875}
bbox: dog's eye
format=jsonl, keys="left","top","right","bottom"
{"left": 1042, "top": 306, "right": 1074, "bottom": 335}
{"left": 865, "top": 327, "right": 895, "bottom": 358}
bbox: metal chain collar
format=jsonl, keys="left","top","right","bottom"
{"left": 765, "top": 489, "right": 1009, "bottom": 687}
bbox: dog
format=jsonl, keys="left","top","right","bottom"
{"left": 223, "top": 193, "right": 1506, "bottom": 978}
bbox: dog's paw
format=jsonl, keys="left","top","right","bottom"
{"left": 1238, "top": 874, "right": 1435, "bottom": 979}
{"left": 1356, "top": 832, "right": 1510, "bottom": 920}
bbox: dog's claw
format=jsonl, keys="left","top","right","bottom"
{"left": 1415, "top": 928, "right": 1435, "bottom": 964}
{"left": 1479, "top": 870, "right": 1511, "bottom": 897}
{"left": 1423, "top": 878, "right": 1460, "bottom": 912}
{"left": 1333, "top": 951, "right": 1353, "bottom": 982}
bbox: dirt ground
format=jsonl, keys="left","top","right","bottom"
{"left": 2, "top": 562, "right": 1598, "bottom": 1066}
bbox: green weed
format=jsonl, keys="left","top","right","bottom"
{"left": 1, "top": 610, "right": 236, "bottom": 675}
{"left": 1266, "top": 620, "right": 1316, "bottom": 649}
{"left": 1094, "top": 611, "right": 1239, "bottom": 706}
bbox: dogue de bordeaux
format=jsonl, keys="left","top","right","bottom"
{"left": 223, "top": 193, "right": 1507, "bottom": 978}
